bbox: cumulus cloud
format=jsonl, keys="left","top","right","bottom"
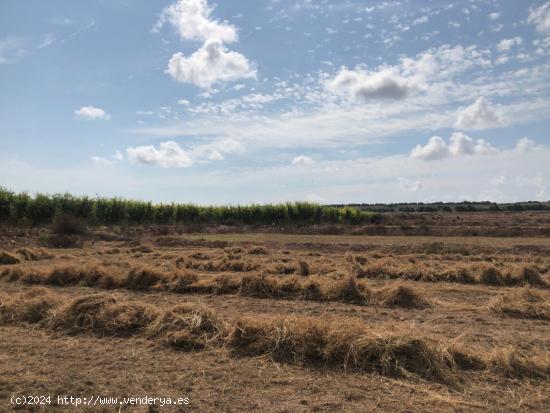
{"left": 409, "top": 136, "right": 450, "bottom": 161}
{"left": 292, "top": 155, "right": 314, "bottom": 166}
{"left": 497, "top": 36, "right": 523, "bottom": 51}
{"left": 326, "top": 67, "right": 411, "bottom": 101}
{"left": 516, "top": 137, "right": 538, "bottom": 152}
{"left": 528, "top": 2, "right": 550, "bottom": 34}
{"left": 167, "top": 39, "right": 256, "bottom": 89}
{"left": 324, "top": 44, "right": 492, "bottom": 103}
{"left": 126, "top": 141, "right": 193, "bottom": 167}
{"left": 410, "top": 133, "right": 497, "bottom": 161}
{"left": 449, "top": 132, "right": 497, "bottom": 156}
{"left": 454, "top": 97, "right": 502, "bottom": 130}
{"left": 155, "top": 0, "right": 237, "bottom": 43}
{"left": 74, "top": 106, "right": 111, "bottom": 120}
{"left": 489, "top": 12, "right": 500, "bottom": 20}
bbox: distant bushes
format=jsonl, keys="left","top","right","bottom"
{"left": 329, "top": 200, "right": 550, "bottom": 213}
{"left": 0, "top": 187, "right": 377, "bottom": 227}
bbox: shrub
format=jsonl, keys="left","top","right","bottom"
{"left": 50, "top": 213, "right": 87, "bottom": 235}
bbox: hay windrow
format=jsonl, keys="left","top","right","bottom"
{"left": 228, "top": 317, "right": 455, "bottom": 383}
{"left": 1, "top": 289, "right": 549, "bottom": 383}
{"left": 147, "top": 303, "right": 226, "bottom": 350}
{"left": 47, "top": 294, "right": 158, "bottom": 336}
{"left": 488, "top": 287, "right": 550, "bottom": 320}
{"left": 0, "top": 250, "right": 21, "bottom": 265}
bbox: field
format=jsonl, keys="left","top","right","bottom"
{"left": 1, "top": 212, "right": 550, "bottom": 412}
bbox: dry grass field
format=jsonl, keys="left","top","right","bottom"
{"left": 1, "top": 213, "right": 550, "bottom": 412}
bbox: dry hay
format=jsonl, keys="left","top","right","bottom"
{"left": 147, "top": 303, "right": 226, "bottom": 350}
{"left": 124, "top": 267, "right": 165, "bottom": 290}
{"left": 377, "top": 285, "right": 431, "bottom": 308}
{"left": 47, "top": 294, "right": 157, "bottom": 336}
{"left": 488, "top": 287, "right": 550, "bottom": 320}
{"left": 228, "top": 317, "right": 455, "bottom": 383}
{"left": 16, "top": 247, "right": 55, "bottom": 261}
{"left": 0, "top": 250, "right": 21, "bottom": 265}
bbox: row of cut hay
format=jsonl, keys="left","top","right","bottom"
{"left": 0, "top": 289, "right": 225, "bottom": 349}
{"left": 2, "top": 288, "right": 548, "bottom": 382}
{"left": 183, "top": 257, "right": 261, "bottom": 273}
{"left": 1, "top": 265, "right": 431, "bottom": 308}
{"left": 488, "top": 287, "right": 550, "bottom": 320}
{"left": 0, "top": 248, "right": 55, "bottom": 265}
{"left": 228, "top": 316, "right": 454, "bottom": 383}
{"left": 349, "top": 257, "right": 547, "bottom": 288}
{"left": 264, "top": 260, "right": 312, "bottom": 276}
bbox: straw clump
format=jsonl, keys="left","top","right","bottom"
{"left": 377, "top": 285, "right": 431, "bottom": 308}
{"left": 0, "top": 250, "right": 21, "bottom": 265}
{"left": 228, "top": 316, "right": 455, "bottom": 383}
{"left": 488, "top": 287, "right": 550, "bottom": 320}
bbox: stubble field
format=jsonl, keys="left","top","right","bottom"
{"left": 1, "top": 212, "right": 550, "bottom": 412}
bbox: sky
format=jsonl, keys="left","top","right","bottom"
{"left": 0, "top": 0, "right": 549, "bottom": 205}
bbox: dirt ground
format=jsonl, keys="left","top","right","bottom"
{"left": 1, "top": 226, "right": 549, "bottom": 412}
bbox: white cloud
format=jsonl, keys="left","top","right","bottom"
{"left": 0, "top": 37, "right": 27, "bottom": 64}
{"left": 398, "top": 177, "right": 421, "bottom": 191}
{"left": 528, "top": 2, "right": 550, "bottom": 34}
{"left": 113, "top": 150, "right": 124, "bottom": 161}
{"left": 410, "top": 133, "right": 497, "bottom": 161}
{"left": 410, "top": 136, "right": 450, "bottom": 161}
{"left": 448, "top": 132, "right": 497, "bottom": 156}
{"left": 91, "top": 156, "right": 113, "bottom": 166}
{"left": 208, "top": 150, "right": 224, "bottom": 161}
{"left": 454, "top": 97, "right": 502, "bottom": 130}
{"left": 37, "top": 33, "right": 56, "bottom": 49}
{"left": 490, "top": 175, "right": 506, "bottom": 186}
{"left": 326, "top": 67, "right": 411, "bottom": 101}
{"left": 155, "top": 0, "right": 237, "bottom": 43}
{"left": 166, "top": 39, "right": 256, "bottom": 89}
{"left": 516, "top": 137, "right": 538, "bottom": 152}
{"left": 126, "top": 141, "right": 193, "bottom": 167}
{"left": 497, "top": 36, "right": 522, "bottom": 51}
{"left": 177, "top": 98, "right": 190, "bottom": 106}
{"left": 292, "top": 155, "right": 314, "bottom": 166}
{"left": 412, "top": 16, "right": 428, "bottom": 25}
{"left": 74, "top": 106, "right": 111, "bottom": 120}
{"left": 489, "top": 12, "right": 500, "bottom": 20}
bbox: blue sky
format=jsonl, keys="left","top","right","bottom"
{"left": 1, "top": 0, "right": 549, "bottom": 204}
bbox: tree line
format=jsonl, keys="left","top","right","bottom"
{"left": 0, "top": 188, "right": 379, "bottom": 226}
